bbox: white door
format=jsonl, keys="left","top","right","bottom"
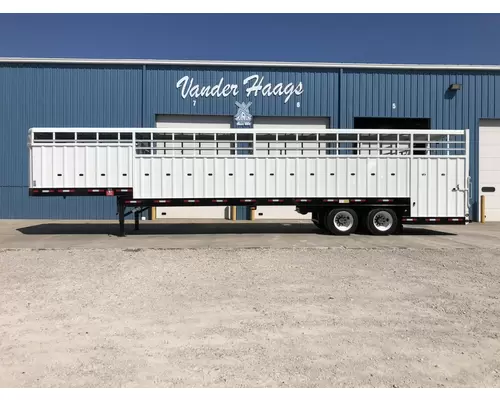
{"left": 252, "top": 117, "right": 330, "bottom": 220}
{"left": 479, "top": 120, "right": 500, "bottom": 222}
{"left": 155, "top": 115, "right": 232, "bottom": 219}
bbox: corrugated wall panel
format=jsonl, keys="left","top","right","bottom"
{"left": 1, "top": 62, "right": 500, "bottom": 220}
{"left": 0, "top": 187, "right": 130, "bottom": 219}
{"left": 0, "top": 63, "right": 143, "bottom": 187}
{"left": 341, "top": 69, "right": 500, "bottom": 219}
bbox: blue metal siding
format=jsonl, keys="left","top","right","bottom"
{"left": 341, "top": 69, "right": 500, "bottom": 219}
{"left": 143, "top": 67, "right": 339, "bottom": 127}
{"left": 0, "top": 63, "right": 142, "bottom": 219}
{"left": 0, "top": 63, "right": 143, "bottom": 187}
{"left": 0, "top": 187, "right": 119, "bottom": 219}
{"left": 1, "top": 62, "right": 500, "bottom": 220}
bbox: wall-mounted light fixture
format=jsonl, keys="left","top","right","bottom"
{"left": 448, "top": 83, "right": 462, "bottom": 91}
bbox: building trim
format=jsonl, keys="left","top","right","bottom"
{"left": 1, "top": 57, "right": 500, "bottom": 71}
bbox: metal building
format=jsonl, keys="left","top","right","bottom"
{"left": 1, "top": 57, "right": 499, "bottom": 222}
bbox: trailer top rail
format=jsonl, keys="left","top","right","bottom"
{"left": 28, "top": 128, "right": 467, "bottom": 158}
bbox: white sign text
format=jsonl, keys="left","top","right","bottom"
{"left": 176, "top": 74, "right": 304, "bottom": 104}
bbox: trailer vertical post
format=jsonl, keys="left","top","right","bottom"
{"left": 134, "top": 211, "right": 140, "bottom": 231}
{"left": 481, "top": 195, "right": 486, "bottom": 223}
{"left": 118, "top": 198, "right": 126, "bottom": 237}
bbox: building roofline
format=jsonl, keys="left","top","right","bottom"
{"left": 1, "top": 56, "right": 500, "bottom": 71}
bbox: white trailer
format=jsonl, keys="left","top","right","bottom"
{"left": 27, "top": 128, "right": 471, "bottom": 236}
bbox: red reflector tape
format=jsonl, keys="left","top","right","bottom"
{"left": 42, "top": 190, "right": 54, "bottom": 193}
{"left": 268, "top": 199, "right": 283, "bottom": 203}
{"left": 448, "top": 218, "right": 461, "bottom": 222}
{"left": 425, "top": 218, "right": 440, "bottom": 222}
{"left": 118, "top": 189, "right": 129, "bottom": 193}
{"left": 58, "top": 189, "right": 74, "bottom": 193}
{"left": 88, "top": 189, "right": 104, "bottom": 193}
{"left": 154, "top": 200, "right": 170, "bottom": 204}
{"left": 378, "top": 199, "right": 393, "bottom": 203}
{"left": 323, "top": 199, "right": 336, "bottom": 202}
{"left": 127, "top": 200, "right": 141, "bottom": 204}
{"left": 296, "top": 199, "right": 310, "bottom": 203}
{"left": 352, "top": 199, "right": 366, "bottom": 203}
{"left": 33, "top": 190, "right": 39, "bottom": 193}
{"left": 212, "top": 200, "right": 227, "bottom": 203}
{"left": 184, "top": 200, "right": 199, "bottom": 203}
{"left": 240, "top": 199, "right": 255, "bottom": 203}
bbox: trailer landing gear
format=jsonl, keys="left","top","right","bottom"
{"left": 118, "top": 197, "right": 126, "bottom": 237}
{"left": 116, "top": 197, "right": 149, "bottom": 237}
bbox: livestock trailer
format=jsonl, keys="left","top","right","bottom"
{"left": 27, "top": 127, "right": 471, "bottom": 236}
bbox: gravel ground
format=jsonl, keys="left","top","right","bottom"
{"left": 1, "top": 247, "right": 500, "bottom": 388}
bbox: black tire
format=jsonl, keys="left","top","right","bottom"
{"left": 312, "top": 212, "right": 326, "bottom": 230}
{"left": 325, "top": 208, "right": 358, "bottom": 236}
{"left": 366, "top": 208, "right": 398, "bottom": 236}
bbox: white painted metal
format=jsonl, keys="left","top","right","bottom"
{"left": 155, "top": 115, "right": 232, "bottom": 219}
{"left": 28, "top": 127, "right": 469, "bottom": 219}
{"left": 253, "top": 117, "right": 329, "bottom": 129}
{"left": 29, "top": 131, "right": 134, "bottom": 189}
{"left": 156, "top": 115, "right": 232, "bottom": 128}
{"left": 252, "top": 117, "right": 329, "bottom": 219}
{"left": 253, "top": 206, "right": 307, "bottom": 220}
{"left": 155, "top": 206, "right": 228, "bottom": 219}
{"left": 6, "top": 57, "right": 500, "bottom": 71}
{"left": 479, "top": 120, "right": 500, "bottom": 221}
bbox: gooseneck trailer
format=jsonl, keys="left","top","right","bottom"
{"left": 28, "top": 128, "right": 470, "bottom": 236}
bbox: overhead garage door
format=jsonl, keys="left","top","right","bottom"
{"left": 155, "top": 115, "right": 232, "bottom": 219}
{"left": 252, "top": 117, "right": 330, "bottom": 220}
{"left": 479, "top": 120, "right": 500, "bottom": 222}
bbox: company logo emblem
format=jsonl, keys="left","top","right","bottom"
{"left": 234, "top": 101, "right": 252, "bottom": 127}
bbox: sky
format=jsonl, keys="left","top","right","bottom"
{"left": 0, "top": 13, "right": 500, "bottom": 65}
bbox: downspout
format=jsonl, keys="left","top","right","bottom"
{"left": 338, "top": 68, "right": 343, "bottom": 128}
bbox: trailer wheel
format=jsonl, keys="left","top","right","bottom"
{"left": 366, "top": 208, "right": 398, "bottom": 236}
{"left": 325, "top": 208, "right": 358, "bottom": 235}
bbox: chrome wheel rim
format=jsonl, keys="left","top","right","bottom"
{"left": 333, "top": 211, "right": 354, "bottom": 232}
{"left": 373, "top": 210, "right": 393, "bottom": 232}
